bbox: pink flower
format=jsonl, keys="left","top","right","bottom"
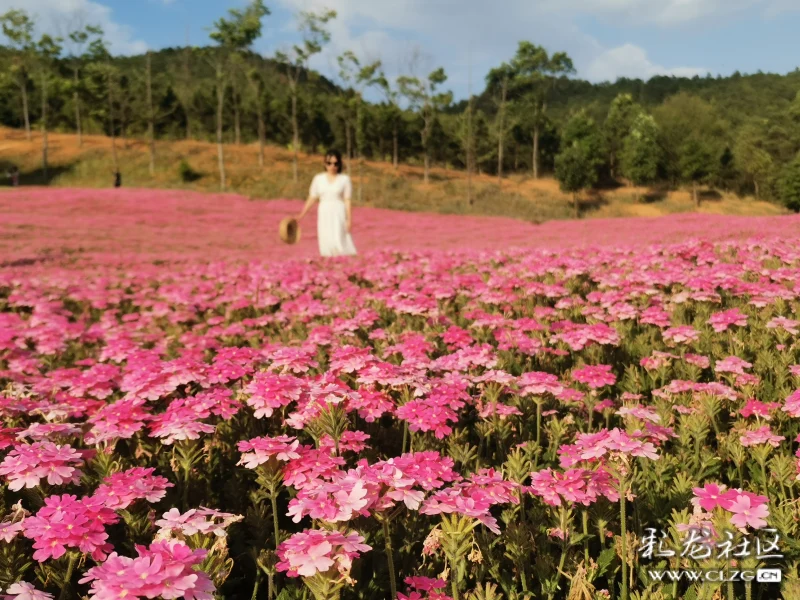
{"left": 727, "top": 495, "right": 769, "bottom": 529}
{"left": 276, "top": 529, "right": 371, "bottom": 578}
{"left": 691, "top": 483, "right": 729, "bottom": 512}
{"left": 739, "top": 399, "right": 781, "bottom": 420}
{"left": 4, "top": 582, "right": 53, "bottom": 600}
{"left": 79, "top": 540, "right": 214, "bottom": 599}
{"left": 766, "top": 316, "right": 799, "bottom": 335}
{"left": 22, "top": 494, "right": 118, "bottom": 562}
{"left": 571, "top": 364, "right": 616, "bottom": 389}
{"left": 739, "top": 426, "right": 785, "bottom": 448}
{"left": 707, "top": 308, "right": 747, "bottom": 333}
{"left": 783, "top": 389, "right": 800, "bottom": 418}
{"left": 0, "top": 442, "right": 84, "bottom": 491}
{"left": 91, "top": 467, "right": 173, "bottom": 510}
{"left": 714, "top": 356, "right": 752, "bottom": 376}
{"left": 237, "top": 435, "right": 302, "bottom": 469}
{"left": 662, "top": 326, "right": 700, "bottom": 344}
{"left": 516, "top": 371, "right": 563, "bottom": 396}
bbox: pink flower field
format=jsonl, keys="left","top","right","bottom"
{"left": 1, "top": 187, "right": 800, "bottom": 600}
{"left": 2, "top": 188, "right": 800, "bottom": 262}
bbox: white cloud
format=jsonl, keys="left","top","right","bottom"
{"left": 0, "top": 0, "right": 148, "bottom": 55}
{"left": 266, "top": 0, "right": 711, "bottom": 97}
{"left": 585, "top": 44, "right": 708, "bottom": 82}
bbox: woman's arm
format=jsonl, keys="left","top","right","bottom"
{"left": 297, "top": 176, "right": 319, "bottom": 220}
{"left": 296, "top": 194, "right": 318, "bottom": 221}
{"left": 343, "top": 176, "right": 353, "bottom": 232}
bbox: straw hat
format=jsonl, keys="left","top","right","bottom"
{"left": 279, "top": 217, "right": 301, "bottom": 244}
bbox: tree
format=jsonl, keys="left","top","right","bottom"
{"left": 0, "top": 9, "right": 35, "bottom": 140}
{"left": 244, "top": 62, "right": 278, "bottom": 168}
{"left": 275, "top": 8, "right": 336, "bottom": 183}
{"left": 510, "top": 41, "right": 574, "bottom": 179}
{"left": 375, "top": 72, "right": 403, "bottom": 169}
{"left": 605, "top": 93, "right": 642, "bottom": 179}
{"left": 485, "top": 62, "right": 515, "bottom": 183}
{"left": 169, "top": 44, "right": 197, "bottom": 140}
{"left": 619, "top": 113, "right": 661, "bottom": 200}
{"left": 778, "top": 152, "right": 800, "bottom": 212}
{"left": 209, "top": 0, "right": 270, "bottom": 190}
{"left": 84, "top": 35, "right": 121, "bottom": 173}
{"left": 33, "top": 33, "right": 62, "bottom": 178}
{"left": 733, "top": 122, "right": 774, "bottom": 199}
{"left": 138, "top": 51, "right": 175, "bottom": 176}
{"left": 555, "top": 142, "right": 597, "bottom": 218}
{"left": 337, "top": 51, "right": 382, "bottom": 202}
{"left": 65, "top": 23, "right": 103, "bottom": 147}
{"left": 561, "top": 109, "right": 605, "bottom": 177}
{"left": 653, "top": 92, "right": 727, "bottom": 185}
{"left": 398, "top": 66, "right": 452, "bottom": 184}
{"left": 679, "top": 138, "right": 715, "bottom": 207}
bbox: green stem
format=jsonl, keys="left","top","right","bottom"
{"left": 728, "top": 580, "right": 734, "bottom": 600}
{"left": 620, "top": 493, "right": 629, "bottom": 600}
{"left": 746, "top": 580, "right": 752, "bottom": 600}
{"left": 547, "top": 543, "right": 568, "bottom": 600}
{"left": 271, "top": 488, "right": 281, "bottom": 550}
{"left": 582, "top": 509, "right": 590, "bottom": 566}
{"left": 251, "top": 573, "right": 260, "bottom": 600}
{"left": 58, "top": 553, "right": 78, "bottom": 600}
{"left": 382, "top": 518, "right": 398, "bottom": 600}
{"left": 536, "top": 400, "right": 542, "bottom": 447}
{"left": 402, "top": 422, "right": 408, "bottom": 454}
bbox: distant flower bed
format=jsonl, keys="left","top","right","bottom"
{"left": 1, "top": 238, "right": 800, "bottom": 599}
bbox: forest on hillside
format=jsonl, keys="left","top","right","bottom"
{"left": 2, "top": 1, "right": 800, "bottom": 209}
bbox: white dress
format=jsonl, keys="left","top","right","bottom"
{"left": 309, "top": 172, "right": 358, "bottom": 257}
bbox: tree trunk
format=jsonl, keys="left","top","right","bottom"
{"left": 497, "top": 78, "right": 507, "bottom": 185}
{"left": 257, "top": 111, "right": 265, "bottom": 168}
{"left": 754, "top": 179, "right": 760, "bottom": 200}
{"left": 532, "top": 126, "right": 539, "bottom": 179}
{"left": 216, "top": 65, "right": 226, "bottom": 191}
{"left": 231, "top": 77, "right": 242, "bottom": 146}
{"left": 574, "top": 193, "right": 579, "bottom": 219}
{"left": 74, "top": 67, "right": 82, "bottom": 147}
{"left": 514, "top": 142, "right": 519, "bottom": 172}
{"left": 392, "top": 121, "right": 399, "bottom": 170}
{"left": 291, "top": 83, "right": 299, "bottom": 184}
{"left": 424, "top": 150, "right": 430, "bottom": 185}
{"left": 21, "top": 81, "right": 31, "bottom": 141}
{"left": 41, "top": 73, "right": 48, "bottom": 179}
{"left": 234, "top": 95, "right": 241, "bottom": 145}
{"left": 146, "top": 53, "right": 156, "bottom": 177}
{"left": 108, "top": 70, "right": 119, "bottom": 173}
{"left": 358, "top": 158, "right": 363, "bottom": 203}
{"left": 184, "top": 48, "right": 192, "bottom": 140}
{"left": 467, "top": 96, "right": 473, "bottom": 206}
{"left": 693, "top": 181, "right": 699, "bottom": 207}
{"left": 345, "top": 122, "right": 352, "bottom": 173}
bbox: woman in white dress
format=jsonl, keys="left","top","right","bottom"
{"left": 296, "top": 149, "right": 357, "bottom": 257}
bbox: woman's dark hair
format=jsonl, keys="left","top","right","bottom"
{"left": 325, "top": 149, "right": 344, "bottom": 174}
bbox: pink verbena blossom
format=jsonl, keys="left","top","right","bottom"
{"left": 91, "top": 467, "right": 173, "bottom": 510}
{"left": 0, "top": 442, "right": 84, "bottom": 491}
{"left": 78, "top": 540, "right": 214, "bottom": 599}
{"left": 739, "top": 425, "right": 785, "bottom": 448}
{"left": 276, "top": 529, "right": 371, "bottom": 578}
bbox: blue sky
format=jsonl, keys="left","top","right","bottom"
{"left": 1, "top": 0, "right": 799, "bottom": 101}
